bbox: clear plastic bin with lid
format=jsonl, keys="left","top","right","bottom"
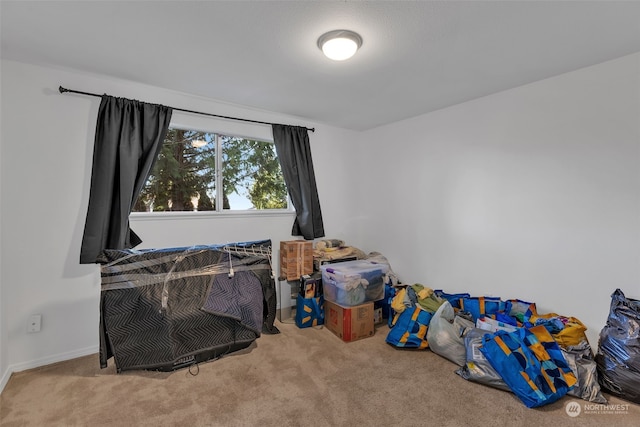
{"left": 320, "top": 259, "right": 389, "bottom": 306}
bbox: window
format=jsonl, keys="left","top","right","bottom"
{"left": 132, "top": 127, "right": 289, "bottom": 213}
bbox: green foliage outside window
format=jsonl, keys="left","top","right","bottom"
{"left": 133, "top": 128, "right": 287, "bottom": 212}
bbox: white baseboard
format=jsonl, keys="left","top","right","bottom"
{"left": 0, "top": 345, "right": 98, "bottom": 394}
{"left": 0, "top": 366, "right": 12, "bottom": 395}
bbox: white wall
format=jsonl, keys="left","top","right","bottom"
{"left": 0, "top": 63, "right": 6, "bottom": 390}
{"left": 354, "top": 53, "right": 640, "bottom": 346}
{"left": 0, "top": 59, "right": 360, "bottom": 386}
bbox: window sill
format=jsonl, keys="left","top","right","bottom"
{"left": 130, "top": 210, "right": 296, "bottom": 221}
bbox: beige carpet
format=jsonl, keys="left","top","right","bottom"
{"left": 1, "top": 322, "right": 638, "bottom": 427}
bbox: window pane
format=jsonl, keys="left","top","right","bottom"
{"left": 133, "top": 128, "right": 216, "bottom": 212}
{"left": 132, "top": 128, "right": 288, "bottom": 213}
{"left": 221, "top": 136, "right": 287, "bottom": 210}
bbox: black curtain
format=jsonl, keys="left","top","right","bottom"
{"left": 272, "top": 124, "right": 325, "bottom": 240}
{"left": 80, "top": 96, "right": 172, "bottom": 264}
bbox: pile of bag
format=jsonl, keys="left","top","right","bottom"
{"left": 595, "top": 289, "right": 640, "bottom": 404}
{"left": 384, "top": 285, "right": 447, "bottom": 349}
{"left": 385, "top": 287, "right": 609, "bottom": 408}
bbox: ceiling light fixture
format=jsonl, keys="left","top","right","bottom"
{"left": 317, "top": 30, "right": 362, "bottom": 61}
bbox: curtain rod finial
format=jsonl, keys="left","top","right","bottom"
{"left": 59, "top": 86, "right": 67, "bottom": 93}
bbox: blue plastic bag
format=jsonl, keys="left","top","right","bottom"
{"left": 295, "top": 294, "right": 324, "bottom": 328}
{"left": 459, "top": 296, "right": 505, "bottom": 322}
{"left": 480, "top": 325, "right": 576, "bottom": 408}
{"left": 434, "top": 290, "right": 471, "bottom": 309}
{"left": 386, "top": 306, "right": 432, "bottom": 349}
{"left": 505, "top": 298, "right": 537, "bottom": 323}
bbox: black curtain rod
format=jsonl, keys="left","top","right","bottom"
{"left": 58, "top": 86, "right": 315, "bottom": 132}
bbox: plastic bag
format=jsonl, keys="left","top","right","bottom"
{"left": 459, "top": 296, "right": 505, "bottom": 322}
{"left": 386, "top": 306, "right": 432, "bottom": 349}
{"left": 295, "top": 295, "right": 324, "bottom": 328}
{"left": 433, "top": 290, "right": 471, "bottom": 309}
{"left": 530, "top": 313, "right": 588, "bottom": 347}
{"left": 480, "top": 325, "right": 577, "bottom": 408}
{"left": 562, "top": 340, "right": 607, "bottom": 403}
{"left": 476, "top": 316, "right": 518, "bottom": 333}
{"left": 456, "top": 328, "right": 511, "bottom": 392}
{"left": 595, "top": 288, "right": 640, "bottom": 404}
{"left": 427, "top": 301, "right": 474, "bottom": 366}
{"left": 505, "top": 299, "right": 537, "bottom": 323}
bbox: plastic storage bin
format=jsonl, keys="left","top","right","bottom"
{"left": 321, "top": 260, "right": 389, "bottom": 306}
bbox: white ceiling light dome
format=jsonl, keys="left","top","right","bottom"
{"left": 317, "top": 30, "right": 363, "bottom": 61}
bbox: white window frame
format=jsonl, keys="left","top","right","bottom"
{"left": 130, "top": 118, "right": 295, "bottom": 220}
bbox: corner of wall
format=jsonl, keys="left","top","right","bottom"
{"left": 0, "top": 58, "right": 6, "bottom": 393}
{"left": 0, "top": 367, "right": 11, "bottom": 395}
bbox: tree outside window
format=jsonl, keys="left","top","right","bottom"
{"left": 133, "top": 128, "right": 288, "bottom": 212}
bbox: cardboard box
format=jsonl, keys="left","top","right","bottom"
{"left": 325, "top": 300, "right": 374, "bottom": 342}
{"left": 279, "top": 240, "right": 313, "bottom": 281}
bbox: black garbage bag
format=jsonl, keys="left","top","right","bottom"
{"left": 595, "top": 288, "right": 640, "bottom": 404}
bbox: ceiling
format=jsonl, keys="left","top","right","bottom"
{"left": 2, "top": 1, "right": 640, "bottom": 131}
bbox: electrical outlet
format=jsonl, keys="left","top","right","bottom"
{"left": 27, "top": 314, "right": 42, "bottom": 333}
